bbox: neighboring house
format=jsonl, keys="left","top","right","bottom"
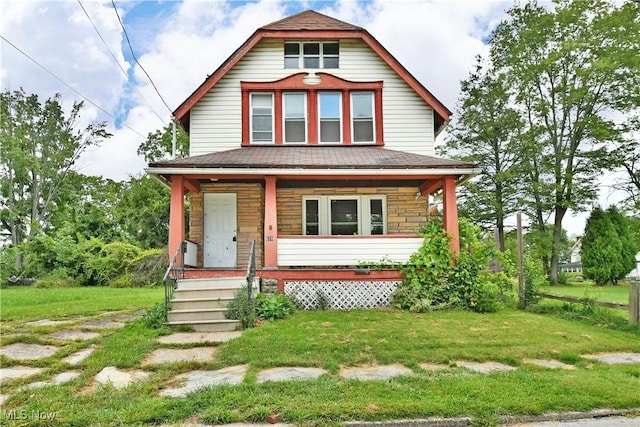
{"left": 147, "top": 10, "right": 477, "bottom": 323}
{"left": 560, "top": 237, "right": 582, "bottom": 273}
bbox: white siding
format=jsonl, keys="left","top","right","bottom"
{"left": 189, "top": 38, "right": 435, "bottom": 156}
{"left": 277, "top": 237, "right": 423, "bottom": 266}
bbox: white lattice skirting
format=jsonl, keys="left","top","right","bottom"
{"left": 284, "top": 280, "right": 400, "bottom": 310}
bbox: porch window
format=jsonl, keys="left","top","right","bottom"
{"left": 284, "top": 41, "right": 339, "bottom": 69}
{"left": 284, "top": 93, "right": 306, "bottom": 143}
{"left": 352, "top": 92, "right": 374, "bottom": 142}
{"left": 303, "top": 195, "right": 386, "bottom": 235}
{"left": 251, "top": 93, "right": 273, "bottom": 142}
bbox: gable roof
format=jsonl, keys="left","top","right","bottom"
{"left": 173, "top": 10, "right": 451, "bottom": 134}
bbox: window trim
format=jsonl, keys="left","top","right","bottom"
{"left": 241, "top": 74, "right": 383, "bottom": 145}
{"left": 351, "top": 91, "right": 376, "bottom": 143}
{"left": 318, "top": 91, "right": 343, "bottom": 144}
{"left": 283, "top": 92, "right": 307, "bottom": 143}
{"left": 303, "top": 195, "right": 387, "bottom": 236}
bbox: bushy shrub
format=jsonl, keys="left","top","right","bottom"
{"left": 225, "top": 286, "right": 256, "bottom": 329}
{"left": 111, "top": 249, "right": 167, "bottom": 288}
{"left": 254, "top": 293, "right": 296, "bottom": 321}
{"left": 393, "top": 219, "right": 506, "bottom": 313}
{"left": 142, "top": 302, "right": 168, "bottom": 329}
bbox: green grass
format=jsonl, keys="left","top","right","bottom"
{"left": 544, "top": 282, "right": 631, "bottom": 304}
{"left": 1, "top": 288, "right": 640, "bottom": 426}
{"left": 0, "top": 286, "right": 164, "bottom": 322}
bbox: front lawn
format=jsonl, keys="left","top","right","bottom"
{"left": 1, "top": 287, "right": 639, "bottom": 426}
{"left": 544, "top": 282, "right": 631, "bottom": 304}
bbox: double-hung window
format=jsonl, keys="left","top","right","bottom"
{"left": 318, "top": 92, "right": 341, "bottom": 143}
{"left": 352, "top": 92, "right": 374, "bottom": 142}
{"left": 303, "top": 196, "right": 386, "bottom": 235}
{"left": 250, "top": 93, "right": 273, "bottom": 143}
{"left": 284, "top": 41, "right": 339, "bottom": 69}
{"left": 283, "top": 93, "right": 306, "bottom": 143}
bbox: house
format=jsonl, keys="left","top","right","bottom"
{"left": 146, "top": 10, "right": 478, "bottom": 328}
{"left": 560, "top": 237, "right": 582, "bottom": 273}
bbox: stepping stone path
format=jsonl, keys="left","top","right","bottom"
{"left": 63, "top": 346, "right": 97, "bottom": 365}
{"left": 340, "top": 364, "right": 412, "bottom": 380}
{"left": 523, "top": 359, "right": 576, "bottom": 370}
{"left": 583, "top": 352, "right": 640, "bottom": 364}
{"left": 257, "top": 367, "right": 327, "bottom": 383}
{"left": 0, "top": 342, "right": 59, "bottom": 360}
{"left": 77, "top": 319, "right": 125, "bottom": 329}
{"left": 46, "top": 330, "right": 101, "bottom": 341}
{"left": 456, "top": 361, "right": 516, "bottom": 373}
{"left": 94, "top": 366, "right": 149, "bottom": 389}
{"left": 160, "top": 365, "right": 249, "bottom": 397}
{"left": 25, "top": 319, "right": 73, "bottom": 327}
{"left": 419, "top": 363, "right": 449, "bottom": 371}
{"left": 0, "top": 366, "right": 44, "bottom": 383}
{"left": 26, "top": 371, "right": 81, "bottom": 389}
{"left": 143, "top": 347, "right": 217, "bottom": 366}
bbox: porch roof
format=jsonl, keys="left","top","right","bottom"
{"left": 148, "top": 146, "right": 475, "bottom": 171}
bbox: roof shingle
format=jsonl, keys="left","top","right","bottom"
{"left": 149, "top": 146, "right": 475, "bottom": 170}
{"left": 260, "top": 10, "right": 361, "bottom": 31}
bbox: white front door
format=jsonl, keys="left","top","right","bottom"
{"left": 203, "top": 193, "right": 237, "bottom": 268}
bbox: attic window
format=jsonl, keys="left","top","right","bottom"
{"left": 284, "top": 41, "right": 339, "bottom": 69}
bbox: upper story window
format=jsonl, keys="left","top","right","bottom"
{"left": 352, "top": 92, "right": 374, "bottom": 142}
{"left": 319, "top": 92, "right": 341, "bottom": 143}
{"left": 241, "top": 73, "right": 383, "bottom": 146}
{"left": 284, "top": 41, "right": 339, "bottom": 69}
{"left": 250, "top": 93, "right": 273, "bottom": 142}
{"left": 284, "top": 93, "right": 306, "bottom": 143}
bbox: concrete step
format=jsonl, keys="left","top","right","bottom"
{"left": 177, "top": 277, "right": 247, "bottom": 290}
{"left": 166, "top": 319, "right": 241, "bottom": 332}
{"left": 170, "top": 297, "right": 234, "bottom": 310}
{"left": 173, "top": 287, "right": 242, "bottom": 300}
{"left": 167, "top": 308, "right": 228, "bottom": 322}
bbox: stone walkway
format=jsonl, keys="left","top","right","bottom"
{"left": 1, "top": 312, "right": 640, "bottom": 421}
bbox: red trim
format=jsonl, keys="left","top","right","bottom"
{"left": 342, "top": 89, "right": 351, "bottom": 144}
{"left": 264, "top": 176, "right": 278, "bottom": 267}
{"left": 274, "top": 91, "right": 283, "bottom": 144}
{"left": 259, "top": 269, "right": 404, "bottom": 293}
{"left": 241, "top": 91, "right": 250, "bottom": 145}
{"left": 308, "top": 90, "right": 318, "bottom": 144}
{"left": 168, "top": 176, "right": 186, "bottom": 265}
{"left": 178, "top": 173, "right": 454, "bottom": 181}
{"left": 241, "top": 74, "right": 383, "bottom": 145}
{"left": 420, "top": 178, "right": 445, "bottom": 196}
{"left": 278, "top": 234, "right": 419, "bottom": 239}
{"left": 442, "top": 177, "right": 460, "bottom": 254}
{"left": 374, "top": 87, "right": 384, "bottom": 145}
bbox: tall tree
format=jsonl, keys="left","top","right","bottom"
{"left": 488, "top": 0, "right": 640, "bottom": 283}
{"left": 137, "top": 123, "right": 189, "bottom": 163}
{"left": 581, "top": 206, "right": 637, "bottom": 285}
{"left": 0, "top": 89, "right": 111, "bottom": 264}
{"left": 442, "top": 57, "right": 524, "bottom": 251}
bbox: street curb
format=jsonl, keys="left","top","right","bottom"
{"left": 344, "top": 408, "right": 640, "bottom": 427}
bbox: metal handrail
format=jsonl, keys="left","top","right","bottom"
{"left": 246, "top": 240, "right": 256, "bottom": 304}
{"left": 163, "top": 242, "right": 185, "bottom": 321}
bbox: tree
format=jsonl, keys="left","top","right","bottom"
{"left": 0, "top": 89, "right": 111, "bottom": 266}
{"left": 581, "top": 206, "right": 637, "bottom": 285}
{"left": 115, "top": 175, "right": 170, "bottom": 249}
{"left": 487, "top": 0, "right": 640, "bottom": 283}
{"left": 137, "top": 123, "right": 189, "bottom": 163}
{"left": 606, "top": 206, "right": 638, "bottom": 283}
{"left": 442, "top": 57, "right": 524, "bottom": 251}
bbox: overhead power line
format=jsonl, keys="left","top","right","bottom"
{"left": 0, "top": 34, "right": 146, "bottom": 138}
{"left": 76, "top": 0, "right": 167, "bottom": 126}
{"left": 111, "top": 0, "right": 173, "bottom": 115}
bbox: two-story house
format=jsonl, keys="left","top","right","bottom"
{"left": 147, "top": 10, "right": 477, "bottom": 329}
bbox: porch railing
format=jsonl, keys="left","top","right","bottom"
{"left": 163, "top": 242, "right": 186, "bottom": 321}
{"left": 246, "top": 240, "right": 256, "bottom": 304}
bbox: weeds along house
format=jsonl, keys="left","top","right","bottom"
{"left": 147, "top": 10, "right": 477, "bottom": 317}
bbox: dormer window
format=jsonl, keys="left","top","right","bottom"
{"left": 284, "top": 41, "right": 339, "bottom": 69}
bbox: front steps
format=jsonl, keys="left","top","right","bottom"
{"left": 167, "top": 277, "right": 255, "bottom": 332}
